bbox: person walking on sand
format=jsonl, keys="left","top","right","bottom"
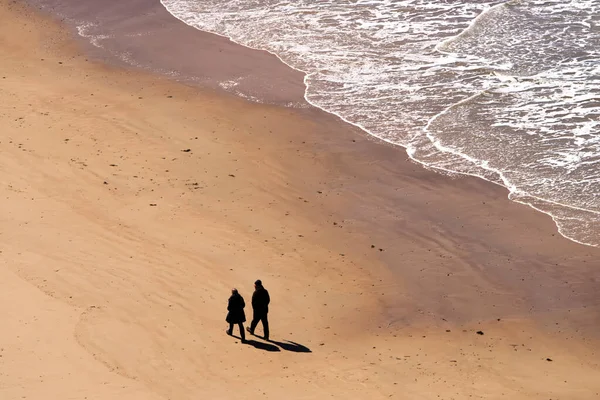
{"left": 247, "top": 279, "right": 270, "bottom": 340}
{"left": 226, "top": 288, "right": 246, "bottom": 342}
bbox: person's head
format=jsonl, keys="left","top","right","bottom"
{"left": 254, "top": 279, "right": 262, "bottom": 288}
{"left": 232, "top": 288, "right": 238, "bottom": 295}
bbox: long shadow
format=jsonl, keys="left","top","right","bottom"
{"left": 230, "top": 334, "right": 280, "bottom": 352}
{"left": 268, "top": 339, "right": 312, "bottom": 353}
{"left": 245, "top": 339, "right": 281, "bottom": 352}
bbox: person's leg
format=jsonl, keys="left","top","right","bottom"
{"left": 238, "top": 323, "right": 246, "bottom": 341}
{"left": 261, "top": 314, "right": 269, "bottom": 340}
{"left": 249, "top": 312, "right": 259, "bottom": 334}
{"left": 226, "top": 323, "right": 234, "bottom": 335}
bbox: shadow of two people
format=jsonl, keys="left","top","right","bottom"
{"left": 231, "top": 335, "right": 312, "bottom": 353}
{"left": 267, "top": 339, "right": 311, "bottom": 353}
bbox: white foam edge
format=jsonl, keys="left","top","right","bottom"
{"left": 422, "top": 90, "right": 600, "bottom": 246}
{"left": 159, "top": 0, "right": 599, "bottom": 248}
{"left": 434, "top": 1, "right": 511, "bottom": 53}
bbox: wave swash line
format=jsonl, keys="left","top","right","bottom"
{"left": 159, "top": 0, "right": 598, "bottom": 248}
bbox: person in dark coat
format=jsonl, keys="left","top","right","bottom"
{"left": 226, "top": 288, "right": 246, "bottom": 342}
{"left": 247, "top": 279, "right": 270, "bottom": 340}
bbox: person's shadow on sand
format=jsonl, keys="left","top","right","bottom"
{"left": 268, "top": 339, "right": 312, "bottom": 353}
{"left": 230, "top": 334, "right": 311, "bottom": 353}
{"left": 230, "top": 334, "right": 280, "bottom": 352}
{"left": 245, "top": 339, "right": 281, "bottom": 352}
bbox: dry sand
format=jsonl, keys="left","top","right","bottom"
{"left": 2, "top": 1, "right": 600, "bottom": 399}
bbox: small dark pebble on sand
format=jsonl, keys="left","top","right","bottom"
{"left": 476, "top": 331, "right": 484, "bottom": 335}
{"left": 181, "top": 149, "right": 191, "bottom": 152}
{"left": 149, "top": 204, "right": 157, "bottom": 206}
{"left": 546, "top": 358, "right": 553, "bottom": 362}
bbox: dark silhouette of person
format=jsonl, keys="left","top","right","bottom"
{"left": 247, "top": 279, "right": 270, "bottom": 340}
{"left": 226, "top": 288, "right": 246, "bottom": 342}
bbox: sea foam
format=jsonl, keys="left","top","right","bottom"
{"left": 160, "top": 0, "right": 600, "bottom": 247}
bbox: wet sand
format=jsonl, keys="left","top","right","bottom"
{"left": 2, "top": 0, "right": 600, "bottom": 399}
{"left": 26, "top": 0, "right": 307, "bottom": 104}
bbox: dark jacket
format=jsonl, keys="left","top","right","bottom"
{"left": 226, "top": 292, "right": 246, "bottom": 324}
{"left": 252, "top": 286, "right": 270, "bottom": 315}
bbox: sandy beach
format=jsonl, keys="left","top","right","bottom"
{"left": 2, "top": 1, "right": 600, "bottom": 399}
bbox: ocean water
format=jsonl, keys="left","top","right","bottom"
{"left": 159, "top": 0, "right": 600, "bottom": 247}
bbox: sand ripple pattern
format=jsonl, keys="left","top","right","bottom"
{"left": 161, "top": 0, "right": 600, "bottom": 247}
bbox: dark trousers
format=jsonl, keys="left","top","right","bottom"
{"left": 228, "top": 322, "right": 245, "bottom": 340}
{"left": 250, "top": 312, "right": 269, "bottom": 339}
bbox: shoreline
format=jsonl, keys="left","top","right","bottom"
{"left": 4, "top": 0, "right": 600, "bottom": 398}
{"left": 25, "top": 0, "right": 307, "bottom": 105}
{"left": 34, "top": 0, "right": 599, "bottom": 249}
{"left": 158, "top": 1, "right": 600, "bottom": 250}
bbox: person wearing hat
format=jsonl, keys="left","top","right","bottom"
{"left": 226, "top": 288, "right": 246, "bottom": 342}
{"left": 247, "top": 279, "right": 270, "bottom": 340}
